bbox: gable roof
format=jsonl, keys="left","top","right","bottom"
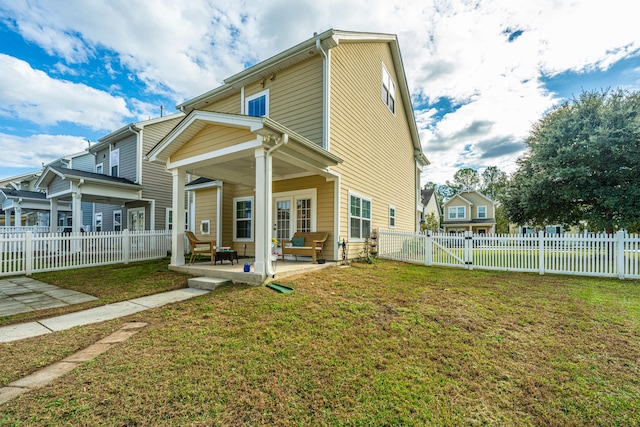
{"left": 0, "top": 188, "right": 46, "bottom": 200}
{"left": 36, "top": 166, "right": 141, "bottom": 190}
{"left": 445, "top": 193, "right": 474, "bottom": 206}
{"left": 176, "top": 29, "right": 428, "bottom": 166}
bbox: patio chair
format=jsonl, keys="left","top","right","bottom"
{"left": 185, "top": 231, "right": 216, "bottom": 265}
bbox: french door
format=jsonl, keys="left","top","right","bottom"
{"left": 273, "top": 191, "right": 315, "bottom": 242}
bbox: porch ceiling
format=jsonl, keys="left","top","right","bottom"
{"left": 148, "top": 110, "right": 343, "bottom": 187}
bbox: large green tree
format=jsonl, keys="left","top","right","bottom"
{"left": 503, "top": 90, "right": 640, "bottom": 232}
{"left": 480, "top": 166, "right": 508, "bottom": 201}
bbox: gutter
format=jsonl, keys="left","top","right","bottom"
{"left": 316, "top": 38, "right": 330, "bottom": 150}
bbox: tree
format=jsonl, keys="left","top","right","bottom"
{"left": 421, "top": 212, "right": 440, "bottom": 232}
{"left": 449, "top": 168, "right": 479, "bottom": 191}
{"left": 503, "top": 89, "right": 640, "bottom": 232}
{"left": 480, "top": 166, "right": 507, "bottom": 201}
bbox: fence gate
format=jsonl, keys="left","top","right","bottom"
{"left": 429, "top": 232, "right": 474, "bottom": 269}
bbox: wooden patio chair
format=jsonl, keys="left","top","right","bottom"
{"left": 185, "top": 231, "right": 216, "bottom": 265}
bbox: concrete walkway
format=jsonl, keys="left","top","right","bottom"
{"left": 0, "top": 322, "right": 148, "bottom": 404}
{"left": 0, "top": 277, "right": 98, "bottom": 317}
{"left": 0, "top": 287, "right": 210, "bottom": 343}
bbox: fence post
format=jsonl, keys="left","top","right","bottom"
{"left": 464, "top": 231, "right": 473, "bottom": 270}
{"left": 25, "top": 231, "right": 33, "bottom": 276}
{"left": 425, "top": 231, "right": 432, "bottom": 266}
{"left": 617, "top": 230, "right": 625, "bottom": 280}
{"left": 538, "top": 230, "right": 545, "bottom": 275}
{"left": 123, "top": 229, "right": 131, "bottom": 265}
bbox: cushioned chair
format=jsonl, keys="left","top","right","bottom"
{"left": 185, "top": 231, "right": 215, "bottom": 265}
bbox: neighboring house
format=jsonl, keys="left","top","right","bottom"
{"left": 420, "top": 188, "right": 441, "bottom": 229}
{"left": 147, "top": 29, "right": 429, "bottom": 280}
{"left": 36, "top": 113, "right": 184, "bottom": 233}
{"left": 510, "top": 224, "right": 574, "bottom": 235}
{"left": 442, "top": 190, "right": 496, "bottom": 234}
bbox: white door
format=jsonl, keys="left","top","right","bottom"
{"left": 274, "top": 197, "right": 292, "bottom": 243}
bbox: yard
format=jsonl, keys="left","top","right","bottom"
{"left": 1, "top": 259, "right": 639, "bottom": 425}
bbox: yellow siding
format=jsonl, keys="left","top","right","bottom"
{"left": 330, "top": 41, "right": 417, "bottom": 252}
{"left": 273, "top": 175, "right": 335, "bottom": 260}
{"left": 172, "top": 125, "right": 255, "bottom": 162}
{"left": 202, "top": 93, "right": 242, "bottom": 114}
{"left": 222, "top": 184, "right": 255, "bottom": 256}
{"left": 194, "top": 188, "right": 217, "bottom": 242}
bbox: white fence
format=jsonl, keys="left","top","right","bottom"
{"left": 0, "top": 230, "right": 172, "bottom": 277}
{"left": 377, "top": 229, "right": 640, "bottom": 279}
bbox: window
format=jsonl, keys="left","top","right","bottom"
{"left": 234, "top": 197, "right": 253, "bottom": 241}
{"left": 201, "top": 220, "right": 210, "bottom": 235}
{"left": 245, "top": 90, "right": 269, "bottom": 117}
{"left": 166, "top": 209, "right": 173, "bottom": 230}
{"left": 381, "top": 64, "right": 396, "bottom": 114}
{"left": 448, "top": 206, "right": 465, "bottom": 219}
{"left": 110, "top": 148, "right": 119, "bottom": 177}
{"left": 296, "top": 198, "right": 312, "bottom": 233}
{"left": 349, "top": 192, "right": 372, "bottom": 240}
{"left": 96, "top": 163, "right": 103, "bottom": 174}
{"left": 477, "top": 206, "right": 487, "bottom": 219}
{"left": 113, "top": 210, "right": 122, "bottom": 232}
{"left": 389, "top": 205, "right": 396, "bottom": 228}
{"left": 94, "top": 213, "right": 102, "bottom": 232}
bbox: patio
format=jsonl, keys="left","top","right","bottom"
{"left": 169, "top": 256, "right": 339, "bottom": 285}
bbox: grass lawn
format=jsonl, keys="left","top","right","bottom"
{"left": 1, "top": 260, "right": 639, "bottom": 425}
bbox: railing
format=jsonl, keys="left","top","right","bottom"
{"left": 377, "top": 229, "right": 640, "bottom": 280}
{"left": 0, "top": 230, "right": 172, "bottom": 276}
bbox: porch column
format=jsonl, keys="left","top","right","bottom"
{"left": 170, "top": 169, "right": 186, "bottom": 266}
{"left": 5, "top": 208, "right": 11, "bottom": 228}
{"left": 254, "top": 149, "right": 267, "bottom": 276}
{"left": 14, "top": 206, "right": 21, "bottom": 226}
{"left": 50, "top": 198, "right": 58, "bottom": 233}
{"left": 71, "top": 192, "right": 82, "bottom": 234}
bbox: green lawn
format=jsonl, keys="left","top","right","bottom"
{"left": 1, "top": 260, "right": 639, "bottom": 426}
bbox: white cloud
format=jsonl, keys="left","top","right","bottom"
{"left": 0, "top": 54, "right": 131, "bottom": 130}
{"left": 1, "top": 0, "right": 639, "bottom": 183}
{"left": 0, "top": 133, "right": 89, "bottom": 169}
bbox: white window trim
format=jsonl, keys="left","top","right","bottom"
{"left": 233, "top": 196, "right": 254, "bottom": 242}
{"left": 245, "top": 89, "right": 270, "bottom": 117}
{"left": 477, "top": 205, "right": 487, "bottom": 219}
{"left": 94, "top": 213, "right": 102, "bottom": 232}
{"left": 110, "top": 148, "right": 120, "bottom": 177}
{"left": 348, "top": 190, "right": 372, "bottom": 243}
{"left": 200, "top": 220, "right": 210, "bottom": 235}
{"left": 381, "top": 63, "right": 396, "bottom": 114}
{"left": 95, "top": 162, "right": 104, "bottom": 174}
{"left": 113, "top": 210, "right": 122, "bottom": 232}
{"left": 448, "top": 206, "right": 466, "bottom": 220}
{"left": 166, "top": 208, "right": 173, "bottom": 231}
{"left": 389, "top": 205, "right": 396, "bottom": 228}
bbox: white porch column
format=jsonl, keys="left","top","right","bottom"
{"left": 71, "top": 192, "right": 82, "bottom": 234}
{"left": 50, "top": 198, "right": 58, "bottom": 233}
{"left": 14, "top": 206, "right": 22, "bottom": 226}
{"left": 254, "top": 149, "right": 267, "bottom": 276}
{"left": 5, "top": 209, "right": 11, "bottom": 228}
{"left": 216, "top": 182, "right": 223, "bottom": 248}
{"left": 171, "top": 169, "right": 186, "bottom": 266}
{"left": 149, "top": 199, "right": 156, "bottom": 230}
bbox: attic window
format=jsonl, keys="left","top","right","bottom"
{"left": 246, "top": 89, "right": 269, "bottom": 117}
{"left": 381, "top": 64, "right": 396, "bottom": 114}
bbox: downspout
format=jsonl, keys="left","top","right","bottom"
{"left": 264, "top": 133, "right": 288, "bottom": 278}
{"left": 316, "top": 38, "right": 330, "bottom": 150}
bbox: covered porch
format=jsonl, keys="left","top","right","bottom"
{"left": 147, "top": 110, "right": 343, "bottom": 283}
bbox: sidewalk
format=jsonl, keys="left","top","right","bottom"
{"left": 0, "top": 287, "right": 210, "bottom": 343}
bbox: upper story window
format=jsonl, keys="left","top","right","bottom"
{"left": 246, "top": 89, "right": 269, "bottom": 117}
{"left": 381, "top": 64, "right": 396, "bottom": 114}
{"left": 95, "top": 163, "right": 103, "bottom": 174}
{"left": 477, "top": 206, "right": 487, "bottom": 219}
{"left": 448, "top": 206, "right": 465, "bottom": 219}
{"left": 110, "top": 148, "right": 119, "bottom": 177}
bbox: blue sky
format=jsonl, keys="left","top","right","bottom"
{"left": 0, "top": 0, "right": 639, "bottom": 184}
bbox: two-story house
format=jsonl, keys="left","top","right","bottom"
{"left": 36, "top": 113, "right": 184, "bottom": 233}
{"left": 147, "top": 29, "right": 429, "bottom": 280}
{"left": 442, "top": 190, "right": 496, "bottom": 234}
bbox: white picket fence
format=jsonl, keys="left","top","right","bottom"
{"left": 0, "top": 230, "right": 172, "bottom": 277}
{"left": 377, "top": 229, "right": 640, "bottom": 279}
